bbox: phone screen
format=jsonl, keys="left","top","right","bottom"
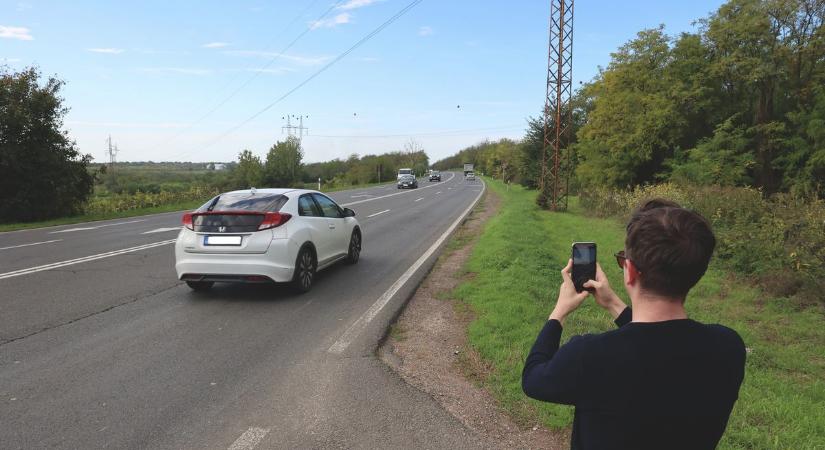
{"left": 572, "top": 242, "right": 597, "bottom": 293}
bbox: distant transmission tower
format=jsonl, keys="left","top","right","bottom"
{"left": 538, "top": 0, "right": 574, "bottom": 211}
{"left": 281, "top": 115, "right": 309, "bottom": 144}
{"left": 107, "top": 135, "right": 119, "bottom": 178}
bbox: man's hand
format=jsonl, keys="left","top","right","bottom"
{"left": 549, "top": 259, "right": 590, "bottom": 325}
{"left": 583, "top": 263, "right": 626, "bottom": 319}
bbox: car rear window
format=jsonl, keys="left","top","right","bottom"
{"left": 197, "top": 193, "right": 288, "bottom": 213}
{"left": 399, "top": 169, "right": 412, "bottom": 175}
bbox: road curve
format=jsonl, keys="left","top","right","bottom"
{"left": 0, "top": 172, "right": 491, "bottom": 449}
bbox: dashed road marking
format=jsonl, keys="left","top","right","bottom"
{"left": 141, "top": 227, "right": 181, "bottom": 235}
{"left": 49, "top": 219, "right": 147, "bottom": 234}
{"left": 340, "top": 172, "right": 456, "bottom": 207}
{"left": 0, "top": 239, "right": 62, "bottom": 251}
{"left": 228, "top": 427, "right": 270, "bottom": 450}
{"left": 367, "top": 209, "right": 390, "bottom": 218}
{"left": 414, "top": 197, "right": 424, "bottom": 202}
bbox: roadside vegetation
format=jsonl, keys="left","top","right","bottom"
{"left": 451, "top": 178, "right": 824, "bottom": 449}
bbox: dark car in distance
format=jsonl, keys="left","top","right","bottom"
{"left": 428, "top": 171, "right": 441, "bottom": 182}
{"left": 397, "top": 174, "right": 418, "bottom": 189}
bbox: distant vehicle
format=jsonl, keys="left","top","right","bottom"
{"left": 463, "top": 163, "right": 474, "bottom": 175}
{"left": 175, "top": 188, "right": 361, "bottom": 293}
{"left": 397, "top": 168, "right": 414, "bottom": 180}
{"left": 465, "top": 171, "right": 476, "bottom": 181}
{"left": 397, "top": 174, "right": 418, "bottom": 189}
{"left": 428, "top": 170, "right": 441, "bottom": 182}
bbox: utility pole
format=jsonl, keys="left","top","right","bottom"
{"left": 281, "top": 115, "right": 309, "bottom": 144}
{"left": 538, "top": 0, "right": 574, "bottom": 211}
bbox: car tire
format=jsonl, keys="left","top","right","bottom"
{"left": 186, "top": 280, "right": 214, "bottom": 291}
{"left": 346, "top": 229, "right": 361, "bottom": 264}
{"left": 292, "top": 246, "right": 316, "bottom": 293}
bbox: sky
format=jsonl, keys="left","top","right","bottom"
{"left": 2, "top": 0, "right": 726, "bottom": 164}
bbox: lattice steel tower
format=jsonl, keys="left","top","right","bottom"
{"left": 538, "top": 0, "right": 573, "bottom": 211}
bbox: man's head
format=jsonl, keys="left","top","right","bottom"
{"left": 622, "top": 198, "right": 716, "bottom": 302}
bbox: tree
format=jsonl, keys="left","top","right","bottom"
{"left": 231, "top": 149, "right": 263, "bottom": 189}
{"left": 263, "top": 136, "right": 304, "bottom": 187}
{"left": 0, "top": 67, "right": 94, "bottom": 222}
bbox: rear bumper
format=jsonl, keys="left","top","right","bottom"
{"left": 174, "top": 239, "right": 296, "bottom": 283}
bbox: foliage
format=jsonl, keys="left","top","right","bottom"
{"left": 579, "top": 183, "right": 825, "bottom": 300}
{"left": 85, "top": 185, "right": 219, "bottom": 215}
{"left": 454, "top": 178, "right": 825, "bottom": 449}
{"left": 263, "top": 136, "right": 304, "bottom": 188}
{"left": 232, "top": 149, "right": 264, "bottom": 189}
{"left": 0, "top": 67, "right": 94, "bottom": 222}
{"left": 303, "top": 149, "right": 429, "bottom": 187}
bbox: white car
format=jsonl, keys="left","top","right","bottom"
{"left": 465, "top": 171, "right": 476, "bottom": 181}
{"left": 175, "top": 188, "right": 361, "bottom": 293}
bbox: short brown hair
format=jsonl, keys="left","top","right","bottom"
{"left": 625, "top": 199, "right": 716, "bottom": 300}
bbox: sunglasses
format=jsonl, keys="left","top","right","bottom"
{"left": 614, "top": 250, "right": 642, "bottom": 272}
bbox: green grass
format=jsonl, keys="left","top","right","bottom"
{"left": 451, "top": 178, "right": 825, "bottom": 449}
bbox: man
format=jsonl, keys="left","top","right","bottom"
{"left": 522, "top": 199, "right": 746, "bottom": 450}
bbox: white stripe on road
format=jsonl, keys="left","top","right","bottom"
{"left": 228, "top": 427, "right": 270, "bottom": 450}
{"left": 328, "top": 180, "right": 486, "bottom": 354}
{"left": 0, "top": 239, "right": 176, "bottom": 280}
{"left": 350, "top": 194, "right": 373, "bottom": 198}
{"left": 49, "top": 219, "right": 147, "bottom": 234}
{"left": 0, "top": 239, "right": 62, "bottom": 251}
{"left": 435, "top": 191, "right": 442, "bottom": 194}
{"left": 141, "top": 227, "right": 181, "bottom": 235}
{"left": 414, "top": 197, "right": 424, "bottom": 202}
{"left": 366, "top": 209, "right": 390, "bottom": 218}
{"left": 339, "top": 172, "right": 456, "bottom": 207}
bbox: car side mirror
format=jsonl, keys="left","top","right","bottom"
{"left": 343, "top": 208, "right": 356, "bottom": 217}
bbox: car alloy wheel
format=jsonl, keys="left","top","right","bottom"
{"left": 347, "top": 230, "right": 361, "bottom": 264}
{"left": 293, "top": 248, "right": 316, "bottom": 293}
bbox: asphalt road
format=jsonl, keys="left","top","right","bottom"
{"left": 0, "top": 172, "right": 491, "bottom": 449}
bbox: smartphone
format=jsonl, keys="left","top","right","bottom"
{"left": 572, "top": 242, "right": 597, "bottom": 293}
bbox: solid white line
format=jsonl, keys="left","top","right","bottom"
{"left": 228, "top": 427, "right": 270, "bottom": 450}
{"left": 339, "top": 172, "right": 456, "bottom": 207}
{"left": 0, "top": 239, "right": 62, "bottom": 251}
{"left": 328, "top": 179, "right": 486, "bottom": 354}
{"left": 366, "top": 209, "right": 390, "bottom": 218}
{"left": 141, "top": 227, "right": 181, "bottom": 235}
{"left": 414, "top": 197, "right": 424, "bottom": 202}
{"left": 0, "top": 239, "right": 176, "bottom": 280}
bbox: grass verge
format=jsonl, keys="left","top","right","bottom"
{"left": 451, "top": 178, "right": 825, "bottom": 449}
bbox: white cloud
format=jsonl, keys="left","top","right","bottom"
{"left": 1, "top": 58, "right": 22, "bottom": 63}
{"left": 139, "top": 67, "right": 212, "bottom": 76}
{"left": 0, "top": 26, "right": 33, "bottom": 41}
{"left": 418, "top": 26, "right": 434, "bottom": 37}
{"left": 336, "top": 0, "right": 380, "bottom": 10}
{"left": 87, "top": 48, "right": 124, "bottom": 54}
{"left": 16, "top": 2, "right": 32, "bottom": 12}
{"left": 309, "top": 13, "right": 351, "bottom": 29}
{"left": 224, "top": 50, "right": 331, "bottom": 65}
{"left": 202, "top": 42, "right": 229, "bottom": 49}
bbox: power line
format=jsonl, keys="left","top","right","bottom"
{"left": 310, "top": 125, "right": 525, "bottom": 138}
{"left": 172, "top": 0, "right": 425, "bottom": 160}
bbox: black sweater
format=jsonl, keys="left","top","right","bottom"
{"left": 522, "top": 308, "right": 745, "bottom": 450}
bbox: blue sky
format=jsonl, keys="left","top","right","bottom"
{"left": 2, "top": 0, "right": 725, "bottom": 164}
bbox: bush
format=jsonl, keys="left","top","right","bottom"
{"left": 580, "top": 183, "right": 825, "bottom": 301}
{"left": 84, "top": 185, "right": 218, "bottom": 215}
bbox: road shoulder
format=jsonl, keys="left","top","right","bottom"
{"left": 379, "top": 188, "right": 567, "bottom": 449}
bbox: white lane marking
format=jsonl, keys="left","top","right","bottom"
{"left": 49, "top": 219, "right": 147, "bottom": 234}
{"left": 414, "top": 197, "right": 424, "bottom": 202}
{"left": 0, "top": 239, "right": 176, "bottom": 280}
{"left": 339, "top": 172, "right": 456, "bottom": 207}
{"left": 0, "top": 239, "right": 62, "bottom": 251}
{"left": 350, "top": 194, "right": 373, "bottom": 198}
{"left": 435, "top": 191, "right": 442, "bottom": 195}
{"left": 141, "top": 227, "right": 181, "bottom": 235}
{"left": 228, "top": 427, "right": 270, "bottom": 450}
{"left": 328, "top": 180, "right": 486, "bottom": 354}
{"left": 366, "top": 209, "right": 390, "bottom": 218}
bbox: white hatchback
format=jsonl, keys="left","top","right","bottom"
{"left": 174, "top": 188, "right": 361, "bottom": 293}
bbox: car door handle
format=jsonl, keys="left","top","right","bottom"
{"left": 329, "top": 224, "right": 335, "bottom": 229}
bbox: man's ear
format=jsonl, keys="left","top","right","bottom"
{"left": 626, "top": 260, "right": 641, "bottom": 287}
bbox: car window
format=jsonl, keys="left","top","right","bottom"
{"left": 312, "top": 194, "right": 343, "bottom": 218}
{"left": 197, "top": 193, "right": 287, "bottom": 212}
{"left": 298, "top": 195, "right": 322, "bottom": 217}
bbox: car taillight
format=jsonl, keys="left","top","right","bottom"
{"left": 258, "top": 212, "right": 292, "bottom": 230}
{"left": 182, "top": 212, "right": 194, "bottom": 230}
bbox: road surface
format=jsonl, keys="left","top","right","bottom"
{"left": 0, "top": 172, "right": 491, "bottom": 449}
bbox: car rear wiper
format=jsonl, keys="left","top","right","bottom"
{"left": 206, "top": 196, "right": 220, "bottom": 212}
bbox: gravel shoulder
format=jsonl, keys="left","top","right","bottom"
{"left": 379, "top": 188, "right": 568, "bottom": 449}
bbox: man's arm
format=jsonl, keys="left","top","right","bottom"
{"left": 522, "top": 319, "right": 587, "bottom": 405}
{"left": 583, "top": 263, "right": 628, "bottom": 324}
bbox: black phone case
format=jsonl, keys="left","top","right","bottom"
{"left": 572, "top": 244, "right": 596, "bottom": 293}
